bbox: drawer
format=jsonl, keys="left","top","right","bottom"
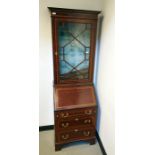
{"left": 57, "top": 128, "right": 95, "bottom": 143}
{"left": 55, "top": 107, "right": 96, "bottom": 119}
{"left": 58, "top": 116, "right": 96, "bottom": 130}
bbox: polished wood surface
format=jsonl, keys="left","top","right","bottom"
{"left": 58, "top": 127, "right": 95, "bottom": 142}
{"left": 48, "top": 7, "right": 100, "bottom": 20}
{"left": 54, "top": 85, "right": 96, "bottom": 110}
{"left": 54, "top": 106, "right": 97, "bottom": 151}
{"left": 55, "top": 106, "right": 97, "bottom": 130}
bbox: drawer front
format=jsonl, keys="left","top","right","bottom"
{"left": 58, "top": 116, "right": 95, "bottom": 130}
{"left": 57, "top": 128, "right": 95, "bottom": 143}
{"left": 55, "top": 107, "right": 96, "bottom": 119}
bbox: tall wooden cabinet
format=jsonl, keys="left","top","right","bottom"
{"left": 48, "top": 7, "right": 101, "bottom": 151}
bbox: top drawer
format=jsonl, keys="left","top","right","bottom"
{"left": 55, "top": 107, "right": 96, "bottom": 119}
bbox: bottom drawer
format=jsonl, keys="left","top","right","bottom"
{"left": 57, "top": 128, "right": 95, "bottom": 143}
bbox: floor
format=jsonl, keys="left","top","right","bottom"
{"left": 39, "top": 130, "right": 103, "bottom": 155}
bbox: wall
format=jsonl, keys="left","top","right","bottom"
{"left": 94, "top": 0, "right": 115, "bottom": 155}
{"left": 39, "top": 0, "right": 114, "bottom": 155}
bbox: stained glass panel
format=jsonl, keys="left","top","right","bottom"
{"left": 58, "top": 21, "right": 91, "bottom": 80}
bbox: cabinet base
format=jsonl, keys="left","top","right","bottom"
{"left": 55, "top": 144, "right": 63, "bottom": 151}
{"left": 89, "top": 138, "right": 96, "bottom": 145}
{"left": 55, "top": 138, "right": 96, "bottom": 151}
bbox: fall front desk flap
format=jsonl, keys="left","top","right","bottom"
{"left": 54, "top": 85, "right": 96, "bottom": 110}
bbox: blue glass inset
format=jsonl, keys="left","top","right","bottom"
{"left": 64, "top": 40, "right": 85, "bottom": 67}
{"left": 86, "top": 24, "right": 91, "bottom": 29}
{"left": 77, "top": 29, "right": 91, "bottom": 47}
{"left": 58, "top": 23, "right": 73, "bottom": 47}
{"left": 59, "top": 60, "right": 72, "bottom": 75}
{"left": 85, "top": 47, "right": 90, "bottom": 60}
{"left": 58, "top": 22, "right": 91, "bottom": 80}
{"left": 68, "top": 23, "right": 86, "bottom": 37}
{"left": 59, "top": 47, "right": 63, "bottom": 60}
{"left": 76, "top": 61, "right": 89, "bottom": 70}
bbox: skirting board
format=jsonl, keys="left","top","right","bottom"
{"left": 39, "top": 125, "right": 107, "bottom": 155}
{"left": 39, "top": 125, "right": 54, "bottom": 131}
{"left": 95, "top": 130, "right": 107, "bottom": 155}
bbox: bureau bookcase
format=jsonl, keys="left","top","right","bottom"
{"left": 48, "top": 7, "right": 101, "bottom": 151}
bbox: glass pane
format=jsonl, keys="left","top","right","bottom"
{"left": 59, "top": 47, "right": 63, "bottom": 60}
{"left": 64, "top": 40, "right": 85, "bottom": 67}
{"left": 77, "top": 30, "right": 91, "bottom": 47}
{"left": 58, "top": 23, "right": 73, "bottom": 47}
{"left": 85, "top": 48, "right": 90, "bottom": 60}
{"left": 59, "top": 61, "right": 72, "bottom": 75}
{"left": 58, "top": 22, "right": 91, "bottom": 80}
{"left": 68, "top": 23, "right": 86, "bottom": 37}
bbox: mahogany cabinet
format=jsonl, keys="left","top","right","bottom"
{"left": 48, "top": 7, "right": 101, "bottom": 151}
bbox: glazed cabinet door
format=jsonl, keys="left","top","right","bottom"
{"left": 52, "top": 18, "right": 97, "bottom": 84}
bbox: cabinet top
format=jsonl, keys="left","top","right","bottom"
{"left": 48, "top": 7, "right": 101, "bottom": 19}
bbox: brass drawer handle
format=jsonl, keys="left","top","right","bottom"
{"left": 83, "top": 131, "right": 90, "bottom": 136}
{"left": 61, "top": 122, "right": 69, "bottom": 128}
{"left": 61, "top": 112, "right": 69, "bottom": 118}
{"left": 75, "top": 118, "right": 79, "bottom": 121}
{"left": 85, "top": 110, "right": 92, "bottom": 115}
{"left": 84, "top": 119, "right": 91, "bottom": 123}
{"left": 61, "top": 134, "right": 69, "bottom": 140}
{"left": 74, "top": 129, "right": 79, "bottom": 132}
